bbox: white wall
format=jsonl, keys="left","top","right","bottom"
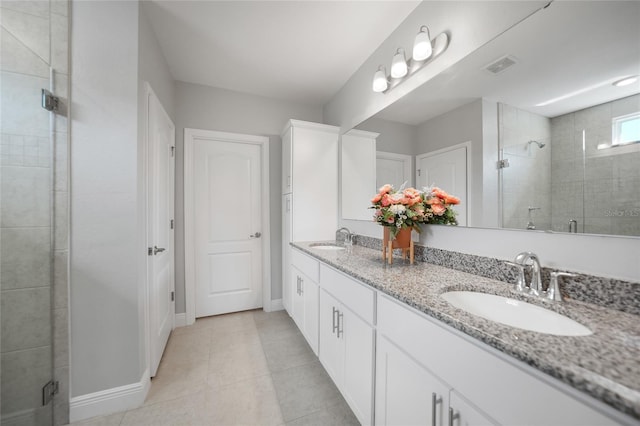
{"left": 174, "top": 82, "right": 322, "bottom": 313}
{"left": 357, "top": 117, "right": 416, "bottom": 156}
{"left": 416, "top": 99, "right": 487, "bottom": 227}
{"left": 70, "top": 0, "right": 142, "bottom": 398}
{"left": 323, "top": 1, "right": 547, "bottom": 130}
{"left": 138, "top": 5, "right": 175, "bottom": 120}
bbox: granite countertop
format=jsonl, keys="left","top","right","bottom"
{"left": 292, "top": 241, "right": 640, "bottom": 420}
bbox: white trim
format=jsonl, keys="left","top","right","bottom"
{"left": 346, "top": 128, "right": 380, "bottom": 139}
{"left": 416, "top": 141, "right": 472, "bottom": 226}
{"left": 281, "top": 119, "right": 340, "bottom": 136}
{"left": 270, "top": 298, "right": 284, "bottom": 312}
{"left": 184, "top": 128, "right": 271, "bottom": 325}
{"left": 69, "top": 368, "right": 150, "bottom": 423}
{"left": 174, "top": 312, "right": 187, "bottom": 328}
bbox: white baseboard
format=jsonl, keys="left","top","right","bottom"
{"left": 270, "top": 298, "right": 284, "bottom": 312}
{"left": 174, "top": 312, "right": 186, "bottom": 328}
{"left": 69, "top": 368, "right": 150, "bottom": 423}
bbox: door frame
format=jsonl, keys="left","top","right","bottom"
{"left": 184, "top": 128, "right": 271, "bottom": 325}
{"left": 415, "top": 141, "right": 471, "bottom": 224}
{"left": 142, "top": 82, "right": 176, "bottom": 377}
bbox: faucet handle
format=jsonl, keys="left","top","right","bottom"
{"left": 504, "top": 261, "right": 530, "bottom": 292}
{"left": 547, "top": 271, "right": 577, "bottom": 302}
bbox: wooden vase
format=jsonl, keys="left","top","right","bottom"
{"left": 382, "top": 227, "right": 414, "bottom": 265}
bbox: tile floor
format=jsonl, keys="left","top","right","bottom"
{"left": 68, "top": 309, "right": 360, "bottom": 426}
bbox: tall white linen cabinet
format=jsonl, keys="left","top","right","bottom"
{"left": 281, "top": 120, "right": 339, "bottom": 322}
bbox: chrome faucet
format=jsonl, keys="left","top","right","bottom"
{"left": 335, "top": 227, "right": 353, "bottom": 246}
{"left": 512, "top": 251, "right": 543, "bottom": 296}
{"left": 547, "top": 271, "right": 576, "bottom": 302}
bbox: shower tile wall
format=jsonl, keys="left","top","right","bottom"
{"left": 551, "top": 94, "right": 640, "bottom": 236}
{"left": 0, "top": 1, "right": 69, "bottom": 425}
{"left": 499, "top": 103, "right": 551, "bottom": 230}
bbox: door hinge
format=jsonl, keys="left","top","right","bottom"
{"left": 148, "top": 247, "right": 153, "bottom": 256}
{"left": 171, "top": 146, "right": 175, "bottom": 157}
{"left": 42, "top": 380, "right": 59, "bottom": 406}
{"left": 171, "top": 291, "right": 175, "bottom": 302}
{"left": 497, "top": 159, "right": 510, "bottom": 169}
{"left": 41, "top": 89, "right": 60, "bottom": 112}
{"left": 417, "top": 169, "right": 421, "bottom": 176}
{"left": 170, "top": 219, "right": 174, "bottom": 229}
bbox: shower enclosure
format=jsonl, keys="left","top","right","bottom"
{"left": 499, "top": 96, "right": 640, "bottom": 237}
{"left": 1, "top": 1, "right": 69, "bottom": 425}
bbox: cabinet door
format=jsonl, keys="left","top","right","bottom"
{"left": 449, "top": 391, "right": 497, "bottom": 426}
{"left": 319, "top": 289, "right": 344, "bottom": 385}
{"left": 341, "top": 130, "right": 377, "bottom": 221}
{"left": 302, "top": 277, "right": 319, "bottom": 355}
{"left": 291, "top": 127, "right": 338, "bottom": 241}
{"left": 291, "top": 267, "right": 304, "bottom": 331}
{"left": 376, "top": 336, "right": 449, "bottom": 426}
{"left": 343, "top": 308, "right": 374, "bottom": 425}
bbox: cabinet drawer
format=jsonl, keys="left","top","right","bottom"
{"left": 377, "top": 295, "right": 619, "bottom": 426}
{"left": 291, "top": 248, "right": 319, "bottom": 282}
{"left": 320, "top": 264, "right": 375, "bottom": 324}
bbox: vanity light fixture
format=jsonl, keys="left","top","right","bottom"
{"left": 412, "top": 26, "right": 433, "bottom": 61}
{"left": 612, "top": 76, "right": 638, "bottom": 87}
{"left": 372, "top": 66, "right": 389, "bottom": 93}
{"left": 391, "top": 48, "right": 408, "bottom": 78}
{"left": 373, "top": 25, "right": 449, "bottom": 94}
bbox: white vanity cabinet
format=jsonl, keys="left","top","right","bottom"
{"left": 376, "top": 295, "right": 621, "bottom": 426}
{"left": 290, "top": 249, "right": 320, "bottom": 354}
{"left": 375, "top": 335, "right": 452, "bottom": 426}
{"left": 319, "top": 265, "right": 376, "bottom": 425}
{"left": 282, "top": 119, "right": 339, "bottom": 319}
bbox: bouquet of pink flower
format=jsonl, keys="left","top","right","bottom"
{"left": 370, "top": 184, "right": 429, "bottom": 239}
{"left": 370, "top": 184, "right": 459, "bottom": 237}
{"left": 422, "top": 186, "right": 460, "bottom": 225}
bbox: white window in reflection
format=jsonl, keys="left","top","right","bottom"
{"left": 600, "top": 112, "right": 640, "bottom": 149}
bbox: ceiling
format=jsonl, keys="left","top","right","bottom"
{"left": 143, "top": 0, "right": 420, "bottom": 106}
{"left": 374, "top": 1, "right": 640, "bottom": 126}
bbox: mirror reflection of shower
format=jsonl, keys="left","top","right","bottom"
{"left": 527, "top": 140, "right": 546, "bottom": 149}
{"left": 499, "top": 95, "right": 640, "bottom": 237}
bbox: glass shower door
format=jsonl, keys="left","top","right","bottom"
{"left": 0, "top": 2, "right": 67, "bottom": 424}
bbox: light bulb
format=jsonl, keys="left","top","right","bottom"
{"left": 413, "top": 26, "right": 432, "bottom": 61}
{"left": 372, "top": 67, "right": 388, "bottom": 93}
{"left": 390, "top": 48, "right": 407, "bottom": 79}
{"left": 613, "top": 76, "right": 638, "bottom": 87}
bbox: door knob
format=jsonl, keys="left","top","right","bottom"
{"left": 250, "top": 232, "right": 262, "bottom": 238}
{"left": 153, "top": 246, "right": 166, "bottom": 255}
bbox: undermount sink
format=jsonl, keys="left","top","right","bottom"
{"left": 441, "top": 291, "right": 592, "bottom": 336}
{"left": 309, "top": 243, "right": 346, "bottom": 251}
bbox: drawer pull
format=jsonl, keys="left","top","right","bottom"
{"left": 432, "top": 393, "right": 442, "bottom": 426}
{"left": 332, "top": 307, "right": 338, "bottom": 334}
{"left": 448, "top": 407, "right": 459, "bottom": 426}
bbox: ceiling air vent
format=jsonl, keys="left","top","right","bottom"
{"left": 484, "top": 55, "right": 518, "bottom": 75}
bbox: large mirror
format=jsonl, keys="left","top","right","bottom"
{"left": 352, "top": 1, "right": 640, "bottom": 237}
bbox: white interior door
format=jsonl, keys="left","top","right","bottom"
{"left": 193, "top": 138, "right": 263, "bottom": 317}
{"left": 146, "top": 85, "right": 175, "bottom": 377}
{"left": 377, "top": 151, "right": 412, "bottom": 189}
{"left": 417, "top": 145, "right": 468, "bottom": 226}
